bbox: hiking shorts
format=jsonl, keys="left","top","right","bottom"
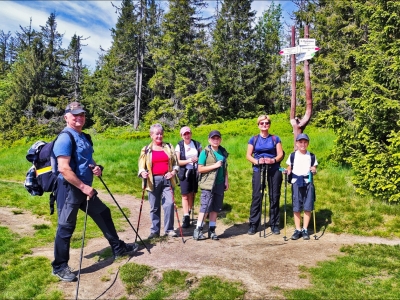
{"left": 179, "top": 169, "right": 198, "bottom": 195}
{"left": 199, "top": 182, "right": 225, "bottom": 213}
{"left": 292, "top": 182, "right": 315, "bottom": 212}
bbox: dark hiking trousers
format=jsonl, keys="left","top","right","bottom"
{"left": 52, "top": 178, "right": 125, "bottom": 273}
{"left": 249, "top": 166, "right": 282, "bottom": 227}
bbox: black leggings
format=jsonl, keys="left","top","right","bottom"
{"left": 249, "top": 167, "right": 282, "bottom": 227}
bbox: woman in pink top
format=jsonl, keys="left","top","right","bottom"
{"left": 138, "top": 123, "right": 180, "bottom": 239}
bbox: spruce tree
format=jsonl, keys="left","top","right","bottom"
{"left": 210, "top": 0, "right": 257, "bottom": 119}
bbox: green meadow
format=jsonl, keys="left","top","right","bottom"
{"left": 0, "top": 115, "right": 399, "bottom": 299}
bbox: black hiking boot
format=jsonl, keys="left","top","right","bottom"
{"left": 271, "top": 225, "right": 280, "bottom": 235}
{"left": 114, "top": 243, "right": 139, "bottom": 260}
{"left": 302, "top": 229, "right": 310, "bottom": 240}
{"left": 291, "top": 229, "right": 302, "bottom": 240}
{"left": 247, "top": 224, "right": 257, "bottom": 235}
{"left": 208, "top": 226, "right": 219, "bottom": 240}
{"left": 52, "top": 266, "right": 77, "bottom": 282}
{"left": 182, "top": 215, "right": 191, "bottom": 228}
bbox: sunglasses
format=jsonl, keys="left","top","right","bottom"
{"left": 259, "top": 121, "right": 270, "bottom": 126}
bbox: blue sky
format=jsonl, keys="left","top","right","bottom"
{"left": 0, "top": 1, "right": 296, "bottom": 70}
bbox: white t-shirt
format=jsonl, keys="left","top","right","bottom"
{"left": 175, "top": 140, "right": 201, "bottom": 169}
{"left": 286, "top": 150, "right": 318, "bottom": 184}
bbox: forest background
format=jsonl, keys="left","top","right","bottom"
{"left": 0, "top": 0, "right": 400, "bottom": 203}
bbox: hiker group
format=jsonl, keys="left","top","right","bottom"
{"left": 25, "top": 102, "right": 318, "bottom": 283}
{"left": 137, "top": 114, "right": 318, "bottom": 242}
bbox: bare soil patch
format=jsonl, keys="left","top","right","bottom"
{"left": 2, "top": 191, "right": 399, "bottom": 299}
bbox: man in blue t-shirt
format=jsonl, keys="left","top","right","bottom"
{"left": 51, "top": 102, "right": 138, "bottom": 282}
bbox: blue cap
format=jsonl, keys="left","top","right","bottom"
{"left": 296, "top": 133, "right": 309, "bottom": 141}
{"left": 208, "top": 130, "right": 221, "bottom": 138}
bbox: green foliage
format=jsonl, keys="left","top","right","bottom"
{"left": 285, "top": 244, "right": 400, "bottom": 300}
{"left": 300, "top": 0, "right": 400, "bottom": 202}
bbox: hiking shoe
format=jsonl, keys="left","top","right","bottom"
{"left": 52, "top": 266, "right": 77, "bottom": 282}
{"left": 148, "top": 232, "right": 160, "bottom": 239}
{"left": 182, "top": 215, "right": 191, "bottom": 228}
{"left": 302, "top": 229, "right": 310, "bottom": 240}
{"left": 271, "top": 226, "right": 280, "bottom": 235}
{"left": 114, "top": 243, "right": 139, "bottom": 260}
{"left": 208, "top": 229, "right": 219, "bottom": 240}
{"left": 291, "top": 229, "right": 302, "bottom": 240}
{"left": 165, "top": 230, "right": 178, "bottom": 237}
{"left": 193, "top": 228, "right": 206, "bottom": 240}
{"left": 247, "top": 224, "right": 257, "bottom": 235}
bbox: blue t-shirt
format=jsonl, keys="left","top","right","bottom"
{"left": 53, "top": 127, "right": 94, "bottom": 185}
{"left": 248, "top": 134, "right": 281, "bottom": 172}
{"left": 198, "top": 147, "right": 226, "bottom": 184}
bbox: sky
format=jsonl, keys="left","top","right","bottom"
{"left": 0, "top": 1, "right": 297, "bottom": 70}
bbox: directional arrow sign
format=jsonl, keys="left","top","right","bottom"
{"left": 279, "top": 46, "right": 301, "bottom": 55}
{"left": 279, "top": 46, "right": 320, "bottom": 56}
{"left": 300, "top": 46, "right": 320, "bottom": 52}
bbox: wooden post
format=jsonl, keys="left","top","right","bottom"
{"left": 289, "top": 24, "right": 313, "bottom": 149}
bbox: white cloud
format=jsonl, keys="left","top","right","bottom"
{"left": 0, "top": 1, "right": 296, "bottom": 70}
{"left": 0, "top": 1, "right": 120, "bottom": 70}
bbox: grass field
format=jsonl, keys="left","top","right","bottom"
{"left": 0, "top": 115, "right": 399, "bottom": 299}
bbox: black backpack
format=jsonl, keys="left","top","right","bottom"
{"left": 24, "top": 131, "right": 92, "bottom": 214}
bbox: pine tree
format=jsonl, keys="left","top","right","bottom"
{"left": 210, "top": 0, "right": 257, "bottom": 119}
{"left": 146, "top": 0, "right": 212, "bottom": 127}
{"left": 253, "top": 2, "right": 286, "bottom": 113}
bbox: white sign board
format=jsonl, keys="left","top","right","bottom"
{"left": 279, "top": 46, "right": 302, "bottom": 55}
{"left": 299, "top": 38, "right": 316, "bottom": 46}
{"left": 300, "top": 46, "right": 320, "bottom": 52}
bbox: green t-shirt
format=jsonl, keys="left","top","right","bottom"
{"left": 198, "top": 147, "right": 225, "bottom": 184}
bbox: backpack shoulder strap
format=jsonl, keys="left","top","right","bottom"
{"left": 82, "top": 132, "right": 93, "bottom": 146}
{"left": 310, "top": 152, "right": 316, "bottom": 166}
{"left": 252, "top": 134, "right": 259, "bottom": 154}
{"left": 218, "top": 145, "right": 229, "bottom": 158}
{"left": 178, "top": 140, "right": 185, "bottom": 160}
{"left": 58, "top": 130, "right": 77, "bottom": 156}
{"left": 290, "top": 152, "right": 295, "bottom": 166}
{"left": 271, "top": 135, "right": 277, "bottom": 146}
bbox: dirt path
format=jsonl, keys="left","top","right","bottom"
{"left": 2, "top": 191, "right": 399, "bottom": 299}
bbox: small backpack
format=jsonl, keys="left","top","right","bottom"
{"left": 288, "top": 151, "right": 316, "bottom": 183}
{"left": 24, "top": 131, "right": 92, "bottom": 214}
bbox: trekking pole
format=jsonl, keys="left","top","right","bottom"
{"left": 89, "top": 165, "right": 150, "bottom": 253}
{"left": 75, "top": 193, "right": 94, "bottom": 300}
{"left": 309, "top": 171, "right": 318, "bottom": 240}
{"left": 259, "top": 163, "right": 267, "bottom": 238}
{"left": 169, "top": 179, "right": 185, "bottom": 243}
{"left": 279, "top": 167, "right": 288, "bottom": 241}
{"left": 135, "top": 178, "right": 147, "bottom": 243}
